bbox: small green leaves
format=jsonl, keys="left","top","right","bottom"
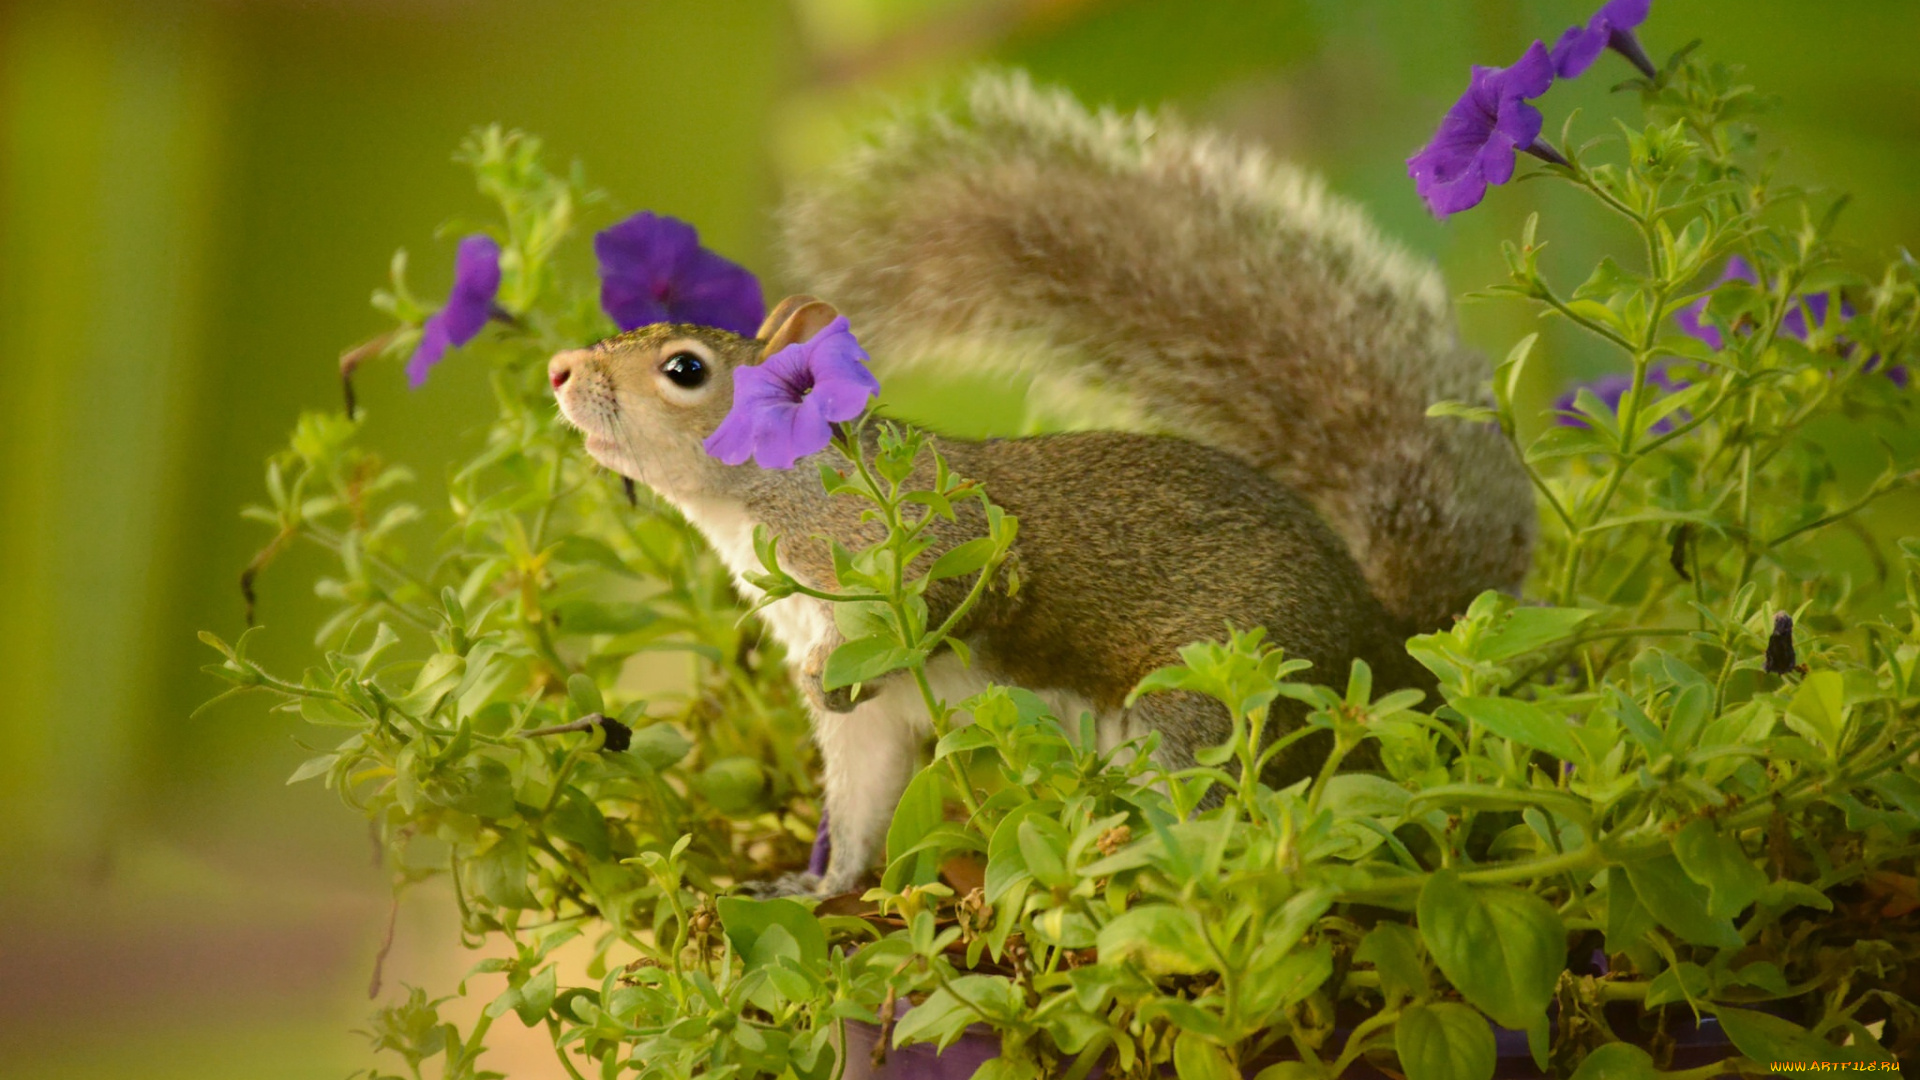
{"left": 1396, "top": 1002, "right": 1496, "bottom": 1080}
{"left": 1427, "top": 400, "right": 1499, "bottom": 424}
{"left": 716, "top": 897, "right": 829, "bottom": 971}
{"left": 1714, "top": 1007, "right": 1881, "bottom": 1066}
{"left": 1172, "top": 1031, "right": 1238, "bottom": 1080}
{"left": 1621, "top": 854, "right": 1742, "bottom": 949}
{"left": 471, "top": 834, "right": 537, "bottom": 910}
{"left": 822, "top": 634, "right": 914, "bottom": 691}
{"left": 1566, "top": 1043, "right": 1657, "bottom": 1080}
{"left": 1417, "top": 871, "right": 1566, "bottom": 1032}
{"left": 928, "top": 537, "right": 997, "bottom": 581}
{"left": 566, "top": 672, "right": 604, "bottom": 716}
{"left": 1450, "top": 697, "right": 1583, "bottom": 766}
{"left": 1784, "top": 670, "right": 1847, "bottom": 757}
{"left": 1355, "top": 922, "right": 1427, "bottom": 1002}
{"left": 695, "top": 756, "right": 770, "bottom": 814}
{"left": 1095, "top": 906, "right": 1213, "bottom": 976}
{"left": 1671, "top": 819, "right": 1768, "bottom": 920}
{"left": 883, "top": 768, "right": 947, "bottom": 890}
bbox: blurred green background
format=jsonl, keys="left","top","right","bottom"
{"left": 1, "top": 0, "right": 1914, "bottom": 1075}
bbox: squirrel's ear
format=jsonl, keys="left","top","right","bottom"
{"left": 756, "top": 295, "right": 840, "bottom": 360}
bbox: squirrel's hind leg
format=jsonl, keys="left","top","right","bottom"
{"left": 807, "top": 677, "right": 933, "bottom": 895}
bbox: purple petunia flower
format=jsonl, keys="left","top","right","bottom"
{"left": 1554, "top": 366, "right": 1688, "bottom": 435}
{"left": 595, "top": 211, "right": 765, "bottom": 337}
{"left": 1676, "top": 256, "right": 1903, "bottom": 383}
{"left": 1407, "top": 41, "right": 1561, "bottom": 218}
{"left": 1551, "top": 0, "right": 1658, "bottom": 80}
{"left": 703, "top": 316, "right": 880, "bottom": 470}
{"left": 1673, "top": 255, "right": 1758, "bottom": 351}
{"left": 407, "top": 234, "right": 501, "bottom": 388}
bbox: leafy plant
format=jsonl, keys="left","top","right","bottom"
{"left": 204, "top": 33, "right": 1920, "bottom": 1080}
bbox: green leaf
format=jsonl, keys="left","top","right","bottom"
{"left": 1572, "top": 257, "right": 1640, "bottom": 303}
{"left": 1566, "top": 1042, "right": 1657, "bottom": 1080}
{"left": 1426, "top": 401, "right": 1499, "bottom": 424}
{"left": 1714, "top": 1006, "right": 1880, "bottom": 1065}
{"left": 547, "top": 535, "right": 635, "bottom": 576}
{"left": 1173, "top": 1031, "right": 1237, "bottom": 1080}
{"left": 1526, "top": 425, "right": 1611, "bottom": 463}
{"left": 716, "top": 896, "right": 829, "bottom": 971}
{"left": 616, "top": 722, "right": 690, "bottom": 772}
{"left": 550, "top": 600, "right": 657, "bottom": 636}
{"left": 566, "top": 672, "right": 604, "bottom": 716}
{"left": 1562, "top": 297, "right": 1628, "bottom": 335}
{"left": 1029, "top": 906, "right": 1098, "bottom": 949}
{"left": 1664, "top": 683, "right": 1712, "bottom": 754}
{"left": 1784, "top": 671, "right": 1847, "bottom": 755}
{"left": 1603, "top": 866, "right": 1654, "bottom": 953}
{"left": 1417, "top": 870, "right": 1565, "bottom": 1031}
{"left": 1396, "top": 1002, "right": 1495, "bottom": 1080}
{"left": 1606, "top": 687, "right": 1664, "bottom": 756}
{"left": 427, "top": 757, "right": 516, "bottom": 820}
{"left": 1095, "top": 905, "right": 1212, "bottom": 976}
{"left": 984, "top": 801, "right": 1055, "bottom": 903}
{"left": 1450, "top": 697, "right": 1584, "bottom": 766}
{"left": 1253, "top": 1065, "right": 1322, "bottom": 1080}
{"left": 1643, "top": 962, "right": 1711, "bottom": 1007}
{"left": 1869, "top": 772, "right": 1920, "bottom": 818}
{"left": 1622, "top": 854, "right": 1742, "bottom": 949}
{"left": 1355, "top": 923, "right": 1426, "bottom": 1002}
{"left": 1244, "top": 940, "right": 1333, "bottom": 1017}
{"left": 1495, "top": 333, "right": 1539, "bottom": 411}
{"left": 927, "top": 537, "right": 996, "bottom": 581}
{"left": 546, "top": 789, "right": 611, "bottom": 861}
{"left": 1017, "top": 818, "right": 1071, "bottom": 889}
{"left": 401, "top": 653, "right": 466, "bottom": 712}
{"left": 472, "top": 834, "right": 537, "bottom": 910}
{"left": 695, "top": 756, "right": 770, "bottom": 815}
{"left": 1671, "top": 819, "right": 1768, "bottom": 920}
{"left": 287, "top": 752, "right": 338, "bottom": 785}
{"left": 822, "top": 634, "right": 912, "bottom": 692}
{"left": 1477, "top": 607, "right": 1596, "bottom": 661}
{"left": 300, "top": 697, "right": 366, "bottom": 728}
{"left": 891, "top": 977, "right": 989, "bottom": 1050}
{"left": 513, "top": 966, "right": 556, "bottom": 1026}
{"left": 750, "top": 922, "right": 802, "bottom": 968}
{"left": 1317, "top": 774, "right": 1413, "bottom": 858}
{"left": 883, "top": 768, "right": 946, "bottom": 890}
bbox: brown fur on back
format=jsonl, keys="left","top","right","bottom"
{"left": 782, "top": 72, "right": 1534, "bottom": 631}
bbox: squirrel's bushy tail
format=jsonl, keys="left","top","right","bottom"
{"left": 782, "top": 71, "right": 1533, "bottom": 632}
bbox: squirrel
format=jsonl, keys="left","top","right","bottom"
{"left": 547, "top": 72, "right": 1534, "bottom": 897}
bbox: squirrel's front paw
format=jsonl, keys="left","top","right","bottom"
{"left": 819, "top": 682, "right": 861, "bottom": 713}
{"left": 734, "top": 871, "right": 822, "bottom": 899}
{"left": 802, "top": 651, "right": 864, "bottom": 713}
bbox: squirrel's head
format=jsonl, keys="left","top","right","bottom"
{"left": 548, "top": 296, "right": 840, "bottom": 500}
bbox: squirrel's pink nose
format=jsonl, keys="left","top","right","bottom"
{"left": 548, "top": 351, "right": 581, "bottom": 390}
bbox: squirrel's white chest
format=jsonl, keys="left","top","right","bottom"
{"left": 668, "top": 494, "right": 834, "bottom": 659}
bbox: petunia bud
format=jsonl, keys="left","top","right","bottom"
{"left": 596, "top": 715, "right": 633, "bottom": 753}
{"left": 1763, "top": 612, "right": 1796, "bottom": 675}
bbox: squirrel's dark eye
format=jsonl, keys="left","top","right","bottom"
{"left": 660, "top": 351, "right": 708, "bottom": 388}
